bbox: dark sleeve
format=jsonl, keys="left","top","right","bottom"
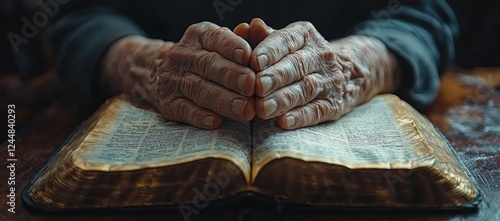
{"left": 353, "top": 0, "right": 459, "bottom": 110}
{"left": 47, "top": 6, "right": 147, "bottom": 101}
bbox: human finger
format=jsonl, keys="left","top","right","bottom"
{"left": 233, "top": 22, "right": 250, "bottom": 42}
{"left": 179, "top": 72, "right": 255, "bottom": 122}
{"left": 255, "top": 48, "right": 321, "bottom": 96}
{"left": 234, "top": 19, "right": 274, "bottom": 49}
{"left": 169, "top": 48, "right": 255, "bottom": 96}
{"left": 247, "top": 18, "right": 274, "bottom": 49}
{"left": 250, "top": 21, "right": 313, "bottom": 71}
{"left": 158, "top": 97, "right": 223, "bottom": 129}
{"left": 276, "top": 99, "right": 344, "bottom": 130}
{"left": 184, "top": 22, "right": 252, "bottom": 66}
{"left": 276, "top": 76, "right": 366, "bottom": 130}
{"left": 255, "top": 73, "right": 324, "bottom": 119}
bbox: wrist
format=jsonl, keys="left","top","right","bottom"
{"left": 330, "top": 35, "right": 400, "bottom": 99}
{"left": 101, "top": 35, "right": 173, "bottom": 109}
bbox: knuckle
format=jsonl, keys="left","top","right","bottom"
{"left": 285, "top": 33, "right": 300, "bottom": 53}
{"left": 200, "top": 26, "right": 228, "bottom": 49}
{"left": 169, "top": 99, "right": 207, "bottom": 126}
{"left": 180, "top": 75, "right": 203, "bottom": 99}
{"left": 307, "top": 102, "right": 328, "bottom": 125}
{"left": 201, "top": 31, "right": 216, "bottom": 48}
{"left": 300, "top": 76, "right": 320, "bottom": 99}
{"left": 168, "top": 45, "right": 191, "bottom": 67}
{"left": 188, "top": 108, "right": 205, "bottom": 124}
{"left": 193, "top": 21, "right": 215, "bottom": 32}
{"left": 325, "top": 99, "right": 342, "bottom": 120}
{"left": 161, "top": 97, "right": 185, "bottom": 122}
{"left": 299, "top": 107, "right": 316, "bottom": 126}
{"left": 266, "top": 31, "right": 287, "bottom": 54}
{"left": 296, "top": 21, "right": 314, "bottom": 29}
{"left": 198, "top": 52, "right": 218, "bottom": 76}
{"left": 186, "top": 22, "right": 220, "bottom": 47}
{"left": 279, "top": 89, "right": 294, "bottom": 109}
{"left": 288, "top": 53, "right": 308, "bottom": 78}
{"left": 185, "top": 23, "right": 199, "bottom": 34}
{"left": 212, "top": 89, "right": 235, "bottom": 111}
{"left": 197, "top": 21, "right": 212, "bottom": 26}
{"left": 220, "top": 67, "right": 234, "bottom": 87}
{"left": 168, "top": 44, "right": 183, "bottom": 56}
{"left": 320, "top": 100, "right": 335, "bottom": 118}
{"left": 213, "top": 97, "right": 228, "bottom": 113}
{"left": 295, "top": 21, "right": 313, "bottom": 37}
{"left": 184, "top": 22, "right": 208, "bottom": 39}
{"left": 219, "top": 27, "right": 231, "bottom": 32}
{"left": 288, "top": 53, "right": 302, "bottom": 66}
{"left": 178, "top": 101, "right": 197, "bottom": 124}
{"left": 269, "top": 63, "right": 288, "bottom": 84}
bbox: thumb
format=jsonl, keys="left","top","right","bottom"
{"left": 248, "top": 18, "right": 274, "bottom": 48}
{"left": 233, "top": 22, "right": 250, "bottom": 42}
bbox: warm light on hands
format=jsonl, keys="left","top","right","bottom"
{"left": 103, "top": 19, "right": 398, "bottom": 130}
{"left": 234, "top": 18, "right": 398, "bottom": 130}
{"left": 155, "top": 22, "right": 256, "bottom": 129}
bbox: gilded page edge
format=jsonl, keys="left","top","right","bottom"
{"left": 398, "top": 97, "right": 479, "bottom": 203}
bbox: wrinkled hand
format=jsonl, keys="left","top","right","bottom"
{"left": 102, "top": 22, "right": 255, "bottom": 129}
{"left": 234, "top": 19, "right": 399, "bottom": 130}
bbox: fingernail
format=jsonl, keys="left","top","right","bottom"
{"left": 285, "top": 115, "right": 295, "bottom": 128}
{"left": 257, "top": 54, "right": 268, "bottom": 70}
{"left": 263, "top": 99, "right": 277, "bottom": 116}
{"left": 237, "top": 75, "right": 248, "bottom": 94}
{"left": 233, "top": 49, "right": 244, "bottom": 64}
{"left": 256, "top": 18, "right": 271, "bottom": 30}
{"left": 231, "top": 98, "right": 247, "bottom": 116}
{"left": 260, "top": 76, "right": 273, "bottom": 95}
{"left": 202, "top": 115, "right": 214, "bottom": 127}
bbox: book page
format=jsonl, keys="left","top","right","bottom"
{"left": 251, "top": 95, "right": 434, "bottom": 180}
{"left": 72, "top": 97, "right": 252, "bottom": 182}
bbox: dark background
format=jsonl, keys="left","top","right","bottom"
{"left": 2, "top": 1, "right": 498, "bottom": 139}
{"left": 452, "top": 1, "right": 500, "bottom": 69}
{"left": 1, "top": 0, "right": 499, "bottom": 78}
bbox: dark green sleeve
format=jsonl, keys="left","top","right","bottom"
{"left": 47, "top": 6, "right": 147, "bottom": 100}
{"left": 353, "top": 0, "right": 459, "bottom": 110}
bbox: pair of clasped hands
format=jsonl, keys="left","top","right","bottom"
{"left": 105, "top": 18, "right": 397, "bottom": 130}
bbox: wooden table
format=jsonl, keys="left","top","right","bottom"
{"left": 1, "top": 69, "right": 499, "bottom": 221}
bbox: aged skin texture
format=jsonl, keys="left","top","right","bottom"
{"left": 102, "top": 18, "right": 399, "bottom": 130}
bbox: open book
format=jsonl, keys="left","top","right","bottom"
{"left": 23, "top": 94, "right": 480, "bottom": 212}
